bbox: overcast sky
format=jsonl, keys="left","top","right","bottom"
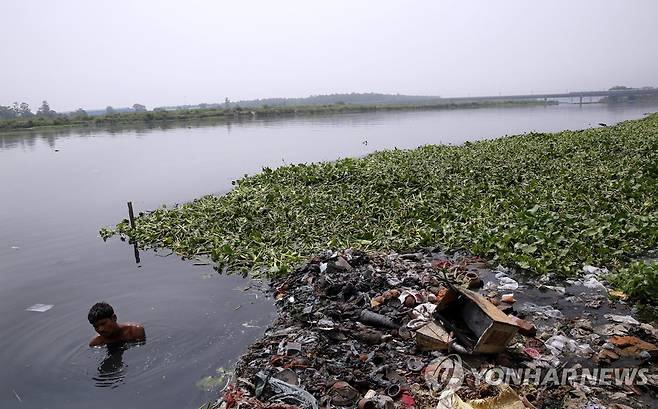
{"left": 1, "top": 0, "right": 657, "bottom": 111}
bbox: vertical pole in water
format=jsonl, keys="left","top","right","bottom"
{"left": 127, "top": 202, "right": 140, "bottom": 264}
{"left": 127, "top": 202, "right": 136, "bottom": 229}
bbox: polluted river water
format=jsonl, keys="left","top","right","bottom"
{"left": 1, "top": 102, "right": 658, "bottom": 408}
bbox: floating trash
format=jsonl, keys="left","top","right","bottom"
{"left": 26, "top": 303, "right": 53, "bottom": 312}
{"left": 604, "top": 314, "right": 640, "bottom": 325}
{"left": 497, "top": 276, "right": 519, "bottom": 291}
{"left": 206, "top": 249, "right": 658, "bottom": 409}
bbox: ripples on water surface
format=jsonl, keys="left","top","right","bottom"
{"left": 1, "top": 103, "right": 657, "bottom": 408}
{"left": 92, "top": 343, "right": 133, "bottom": 388}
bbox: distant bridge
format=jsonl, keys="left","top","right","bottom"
{"left": 444, "top": 88, "right": 658, "bottom": 105}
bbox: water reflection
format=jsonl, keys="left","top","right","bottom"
{"left": 133, "top": 242, "right": 141, "bottom": 264}
{"left": 92, "top": 341, "right": 144, "bottom": 388}
{"left": 1, "top": 102, "right": 657, "bottom": 152}
{"left": 0, "top": 116, "right": 260, "bottom": 150}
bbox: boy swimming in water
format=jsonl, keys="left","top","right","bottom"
{"left": 88, "top": 302, "right": 145, "bottom": 347}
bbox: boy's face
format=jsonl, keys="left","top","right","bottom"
{"left": 92, "top": 314, "right": 119, "bottom": 337}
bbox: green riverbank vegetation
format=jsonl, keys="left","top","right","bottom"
{"left": 101, "top": 114, "right": 658, "bottom": 303}
{"left": 0, "top": 99, "right": 554, "bottom": 132}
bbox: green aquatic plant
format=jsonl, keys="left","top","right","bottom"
{"left": 196, "top": 367, "right": 230, "bottom": 391}
{"left": 608, "top": 261, "right": 658, "bottom": 304}
{"left": 101, "top": 114, "right": 658, "bottom": 281}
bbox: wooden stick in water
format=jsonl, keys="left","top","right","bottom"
{"left": 127, "top": 201, "right": 136, "bottom": 229}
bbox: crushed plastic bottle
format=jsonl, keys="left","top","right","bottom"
{"left": 497, "top": 277, "right": 519, "bottom": 291}
{"left": 518, "top": 302, "right": 564, "bottom": 319}
{"left": 545, "top": 335, "right": 593, "bottom": 357}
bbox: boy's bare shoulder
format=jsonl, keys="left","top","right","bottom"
{"left": 125, "top": 323, "right": 145, "bottom": 340}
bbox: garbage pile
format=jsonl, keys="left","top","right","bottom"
{"left": 210, "top": 249, "right": 658, "bottom": 409}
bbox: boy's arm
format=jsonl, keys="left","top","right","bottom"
{"left": 89, "top": 335, "right": 105, "bottom": 347}
{"left": 133, "top": 325, "right": 146, "bottom": 341}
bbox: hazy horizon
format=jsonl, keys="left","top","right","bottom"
{"left": 2, "top": 0, "right": 657, "bottom": 112}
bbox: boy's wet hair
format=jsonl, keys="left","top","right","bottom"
{"left": 88, "top": 302, "right": 114, "bottom": 325}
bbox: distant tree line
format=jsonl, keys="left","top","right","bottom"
{"left": 3, "top": 86, "right": 655, "bottom": 132}
{"left": 0, "top": 101, "right": 150, "bottom": 130}
{"left": 154, "top": 93, "right": 444, "bottom": 111}
{"left": 0, "top": 101, "right": 58, "bottom": 119}
{"left": 0, "top": 98, "right": 555, "bottom": 132}
{"left": 234, "top": 92, "right": 443, "bottom": 109}
{"left": 0, "top": 101, "right": 150, "bottom": 120}
{"left": 4, "top": 86, "right": 656, "bottom": 122}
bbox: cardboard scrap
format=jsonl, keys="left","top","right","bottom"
{"left": 416, "top": 321, "right": 451, "bottom": 351}
{"left": 435, "top": 287, "right": 519, "bottom": 354}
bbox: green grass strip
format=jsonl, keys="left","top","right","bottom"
{"left": 101, "top": 113, "right": 658, "bottom": 284}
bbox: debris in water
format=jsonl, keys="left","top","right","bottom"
{"left": 26, "top": 303, "right": 53, "bottom": 312}
{"left": 197, "top": 368, "right": 231, "bottom": 391}
{"left": 497, "top": 276, "right": 519, "bottom": 291}
{"left": 12, "top": 389, "right": 22, "bottom": 403}
{"left": 609, "top": 290, "right": 629, "bottom": 300}
{"left": 204, "top": 249, "right": 658, "bottom": 409}
{"left": 434, "top": 286, "right": 519, "bottom": 354}
{"left": 608, "top": 336, "right": 658, "bottom": 359}
{"left": 416, "top": 321, "right": 451, "bottom": 351}
{"left": 604, "top": 314, "right": 640, "bottom": 325}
